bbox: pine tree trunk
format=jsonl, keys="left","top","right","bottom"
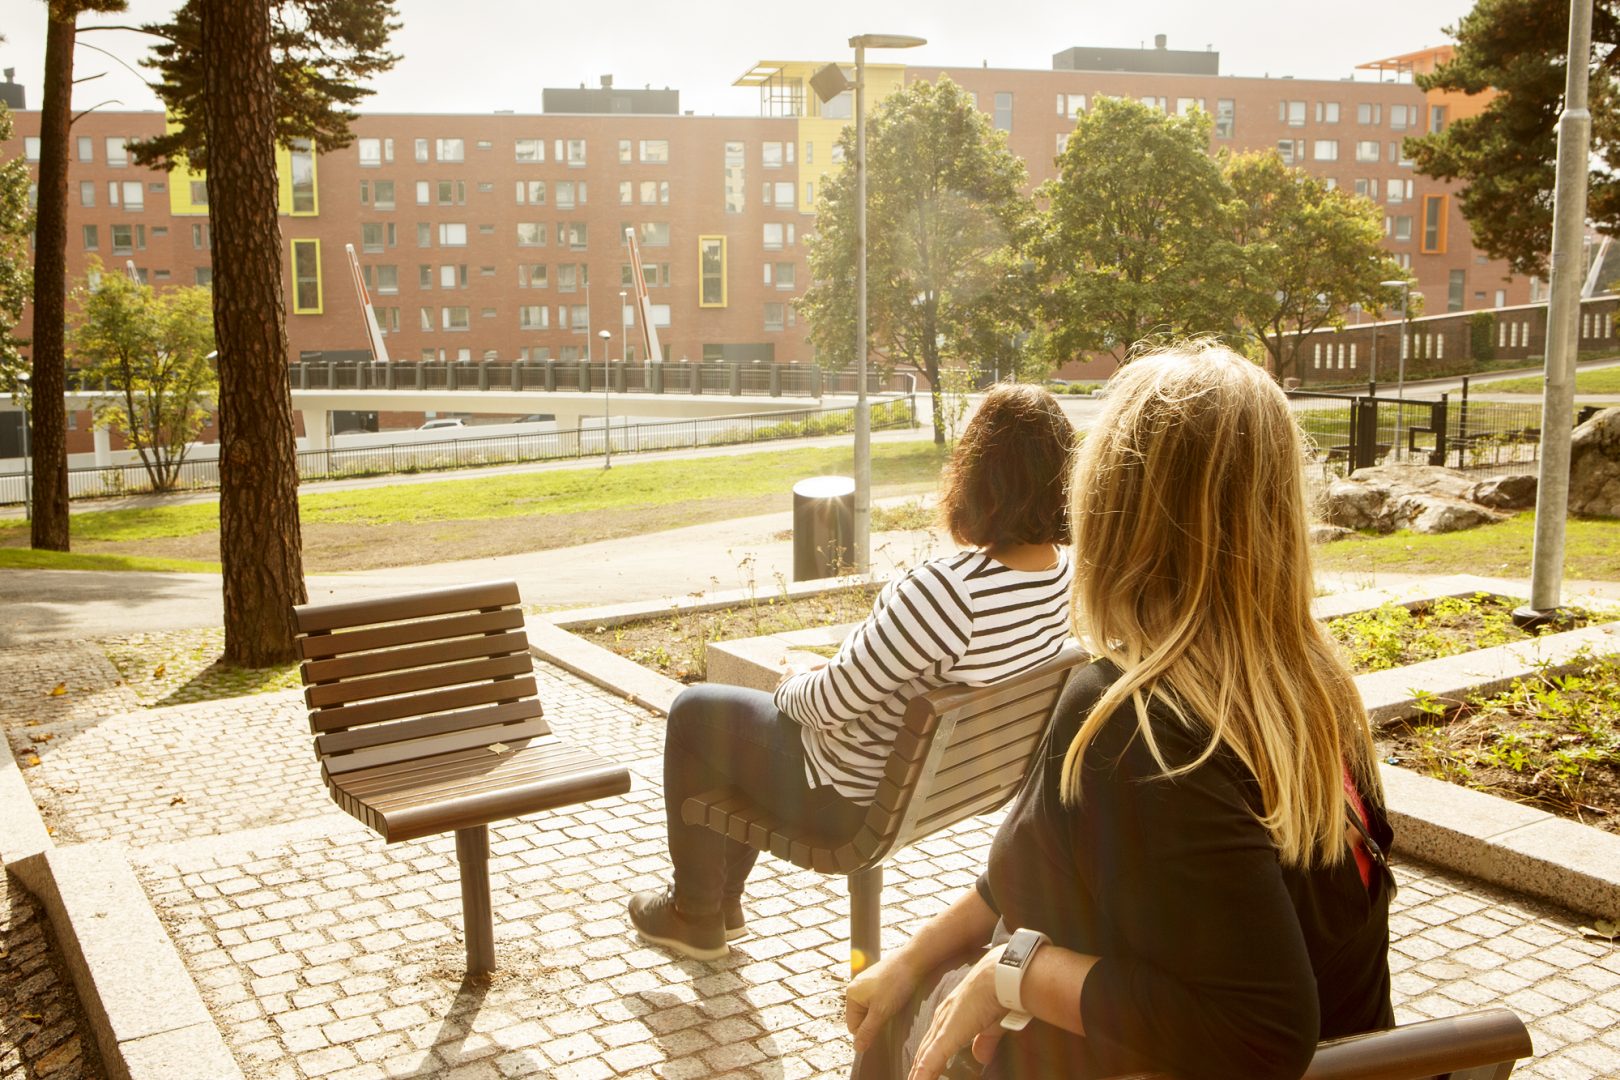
{"left": 202, "top": 0, "right": 307, "bottom": 666}
{"left": 27, "top": 4, "right": 76, "bottom": 552}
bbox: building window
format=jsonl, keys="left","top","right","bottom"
{"left": 375, "top": 265, "right": 399, "bottom": 294}
{"left": 1389, "top": 105, "right": 1414, "bottom": 131}
{"left": 439, "top": 264, "right": 467, "bottom": 288}
{"left": 358, "top": 137, "right": 392, "bottom": 166}
{"left": 517, "top": 180, "right": 546, "bottom": 205}
{"left": 1315, "top": 101, "right": 1341, "bottom": 123}
{"left": 640, "top": 179, "right": 670, "bottom": 205}
{"left": 557, "top": 263, "right": 580, "bottom": 292}
{"left": 1280, "top": 100, "right": 1306, "bottom": 126}
{"left": 556, "top": 180, "right": 584, "bottom": 209}
{"left": 517, "top": 222, "right": 547, "bottom": 246}
{"left": 993, "top": 92, "right": 1013, "bottom": 131}
{"left": 414, "top": 138, "right": 429, "bottom": 163}
{"left": 1449, "top": 269, "right": 1466, "bottom": 312}
{"left": 640, "top": 139, "right": 669, "bottom": 164}
{"left": 82, "top": 225, "right": 99, "bottom": 250}
{"left": 111, "top": 224, "right": 134, "bottom": 255}
{"left": 1392, "top": 215, "right": 1413, "bottom": 242}
{"left": 1357, "top": 103, "right": 1382, "bottom": 125}
{"left": 763, "top": 223, "right": 786, "bottom": 250}
{"left": 619, "top": 139, "right": 633, "bottom": 164}
{"left": 438, "top": 223, "right": 467, "bottom": 246}
{"left": 373, "top": 180, "right": 394, "bottom": 210}
{"left": 699, "top": 236, "right": 726, "bottom": 307}
{"left": 195, "top": 267, "right": 213, "bottom": 287}
{"left": 763, "top": 141, "right": 785, "bottom": 168}
{"left": 23, "top": 137, "right": 41, "bottom": 161}
{"left": 1057, "top": 93, "right": 1085, "bottom": 119}
{"left": 764, "top": 303, "right": 786, "bottom": 332}
{"left": 724, "top": 141, "right": 745, "bottom": 214}
{"left": 288, "top": 138, "right": 316, "bottom": 214}
{"left": 442, "top": 306, "right": 470, "bottom": 331}
{"left": 1313, "top": 140, "right": 1338, "bottom": 161}
{"left": 763, "top": 181, "right": 794, "bottom": 207}
{"left": 1421, "top": 194, "right": 1447, "bottom": 254}
{"left": 1276, "top": 140, "right": 1303, "bottom": 165}
{"left": 436, "top": 179, "right": 465, "bottom": 206}
{"left": 515, "top": 138, "right": 545, "bottom": 163}
{"left": 820, "top": 89, "right": 852, "bottom": 119}
{"left": 565, "top": 139, "right": 586, "bottom": 166}
{"left": 105, "top": 137, "right": 128, "bottom": 166}
{"left": 291, "top": 239, "right": 322, "bottom": 314}
{"left": 518, "top": 263, "right": 547, "bottom": 289}
{"left": 519, "top": 305, "right": 549, "bottom": 329}
{"left": 773, "top": 261, "right": 796, "bottom": 289}
{"left": 619, "top": 181, "right": 633, "bottom": 205}
{"left": 79, "top": 181, "right": 95, "bottom": 208}
{"left": 1214, "top": 99, "right": 1235, "bottom": 139}
{"left": 638, "top": 222, "right": 670, "bottom": 247}
{"left": 121, "top": 181, "right": 145, "bottom": 211}
{"left": 434, "top": 138, "right": 464, "bottom": 161}
{"left": 76, "top": 135, "right": 93, "bottom": 162}
{"left": 561, "top": 222, "right": 587, "bottom": 249}
{"left": 418, "top": 264, "right": 433, "bottom": 288}
{"left": 1355, "top": 140, "right": 1381, "bottom": 162}
{"left": 1429, "top": 105, "right": 1449, "bottom": 134}
{"left": 362, "top": 223, "right": 388, "bottom": 252}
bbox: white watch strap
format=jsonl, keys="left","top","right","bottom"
{"left": 994, "top": 929, "right": 1049, "bottom": 1029}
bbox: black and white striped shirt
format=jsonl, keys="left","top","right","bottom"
{"left": 774, "top": 549, "right": 1074, "bottom": 802}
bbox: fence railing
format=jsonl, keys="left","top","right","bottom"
{"left": 0, "top": 397, "right": 918, "bottom": 506}
{"left": 1287, "top": 386, "right": 1597, "bottom": 482}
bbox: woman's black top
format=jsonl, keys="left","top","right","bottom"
{"left": 976, "top": 659, "right": 1394, "bottom": 1080}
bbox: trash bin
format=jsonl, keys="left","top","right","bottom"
{"left": 792, "top": 475, "right": 855, "bottom": 581}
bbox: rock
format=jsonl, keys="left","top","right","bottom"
{"left": 1569, "top": 407, "right": 1620, "bottom": 518}
{"left": 1321, "top": 479, "right": 1388, "bottom": 530}
{"left": 1310, "top": 524, "right": 1356, "bottom": 544}
{"left": 1472, "top": 473, "right": 1538, "bottom": 510}
{"left": 1348, "top": 464, "right": 1479, "bottom": 501}
{"left": 1384, "top": 493, "right": 1507, "bottom": 534}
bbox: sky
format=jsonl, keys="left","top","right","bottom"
{"left": 0, "top": 0, "right": 1478, "bottom": 118}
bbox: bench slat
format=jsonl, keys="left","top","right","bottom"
{"left": 293, "top": 580, "right": 521, "bottom": 634}
{"left": 931, "top": 722, "right": 1050, "bottom": 786}
{"left": 932, "top": 712, "right": 1050, "bottom": 775}
{"left": 301, "top": 630, "right": 531, "bottom": 685}
{"left": 304, "top": 652, "right": 535, "bottom": 709}
{"left": 381, "top": 760, "right": 630, "bottom": 843}
{"left": 323, "top": 718, "right": 552, "bottom": 775}
{"left": 315, "top": 699, "right": 546, "bottom": 757}
{"left": 337, "top": 738, "right": 619, "bottom": 812}
{"left": 310, "top": 676, "right": 539, "bottom": 733}
{"left": 297, "top": 608, "right": 526, "bottom": 661}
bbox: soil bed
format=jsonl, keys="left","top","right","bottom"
{"left": 578, "top": 583, "right": 881, "bottom": 683}
{"left": 1326, "top": 593, "right": 1590, "bottom": 673}
{"left": 1381, "top": 652, "right": 1620, "bottom": 835}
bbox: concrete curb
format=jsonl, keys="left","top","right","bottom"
{"left": 544, "top": 574, "right": 875, "bottom": 633}
{"left": 527, "top": 617, "right": 685, "bottom": 717}
{"left": 2, "top": 749, "right": 243, "bottom": 1080}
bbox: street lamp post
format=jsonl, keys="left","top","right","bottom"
{"left": 1379, "top": 278, "right": 1413, "bottom": 459}
{"left": 619, "top": 289, "right": 629, "bottom": 372}
{"left": 597, "top": 328, "right": 613, "bottom": 469}
{"left": 810, "top": 32, "right": 927, "bottom": 575}
{"left": 17, "top": 370, "right": 31, "bottom": 521}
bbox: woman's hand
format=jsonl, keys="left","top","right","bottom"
{"left": 776, "top": 656, "right": 827, "bottom": 688}
{"left": 846, "top": 950, "right": 924, "bottom": 1054}
{"left": 908, "top": 945, "right": 1008, "bottom": 1080}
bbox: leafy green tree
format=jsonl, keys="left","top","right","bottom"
{"left": 28, "top": 0, "right": 127, "bottom": 552}
{"left": 1407, "top": 0, "right": 1620, "bottom": 276}
{"left": 1224, "top": 151, "right": 1408, "bottom": 382}
{"left": 130, "top": 0, "right": 398, "bottom": 666}
{"left": 70, "top": 267, "right": 217, "bottom": 492}
{"left": 1036, "top": 97, "right": 1241, "bottom": 366}
{"left": 800, "top": 77, "right": 1036, "bottom": 445}
{"left": 0, "top": 104, "right": 32, "bottom": 389}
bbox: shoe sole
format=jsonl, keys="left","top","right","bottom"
{"left": 634, "top": 926, "right": 729, "bottom": 961}
{"left": 724, "top": 925, "right": 746, "bottom": 942}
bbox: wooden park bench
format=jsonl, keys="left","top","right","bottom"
{"left": 1108, "top": 1006, "right": 1533, "bottom": 1079}
{"left": 292, "top": 580, "right": 631, "bottom": 976}
{"left": 683, "top": 646, "right": 1086, "bottom": 970}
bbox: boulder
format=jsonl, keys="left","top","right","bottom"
{"left": 1569, "top": 407, "right": 1620, "bottom": 518}
{"left": 1321, "top": 479, "right": 1387, "bottom": 531}
{"left": 1347, "top": 464, "right": 1479, "bottom": 501}
{"left": 1321, "top": 463, "right": 1510, "bottom": 535}
{"left": 1310, "top": 524, "right": 1356, "bottom": 545}
{"left": 1384, "top": 493, "right": 1506, "bottom": 534}
{"left": 1472, "top": 473, "right": 1538, "bottom": 510}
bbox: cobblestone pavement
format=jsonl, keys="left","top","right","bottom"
{"left": 7, "top": 657, "right": 1620, "bottom": 1078}
{"left": 0, "top": 875, "right": 104, "bottom": 1080}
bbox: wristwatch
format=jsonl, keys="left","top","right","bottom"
{"left": 995, "top": 928, "right": 1050, "bottom": 1031}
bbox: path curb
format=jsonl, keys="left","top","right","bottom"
{"left": 1, "top": 752, "right": 242, "bottom": 1080}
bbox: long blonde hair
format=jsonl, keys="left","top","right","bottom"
{"left": 1060, "top": 345, "right": 1380, "bottom": 869}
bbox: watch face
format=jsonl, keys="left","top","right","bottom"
{"left": 1001, "top": 929, "right": 1042, "bottom": 969}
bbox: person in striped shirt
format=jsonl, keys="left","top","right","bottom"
{"left": 629, "top": 385, "right": 1077, "bottom": 960}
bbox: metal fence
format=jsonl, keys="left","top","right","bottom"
{"left": 1288, "top": 387, "right": 1594, "bottom": 482}
{"left": 0, "top": 397, "right": 918, "bottom": 506}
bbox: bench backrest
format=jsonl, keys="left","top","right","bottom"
{"left": 840, "top": 645, "right": 1087, "bottom": 871}
{"left": 292, "top": 580, "right": 549, "bottom": 777}
{"left": 1105, "top": 1007, "right": 1533, "bottom": 1080}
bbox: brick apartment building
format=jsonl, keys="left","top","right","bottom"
{"left": 2, "top": 36, "right": 1536, "bottom": 448}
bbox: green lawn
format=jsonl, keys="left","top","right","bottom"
{"left": 1315, "top": 512, "right": 1620, "bottom": 582}
{"left": 1475, "top": 366, "right": 1620, "bottom": 395}
{"left": 0, "top": 548, "right": 220, "bottom": 573}
{"left": 0, "top": 441, "right": 950, "bottom": 550}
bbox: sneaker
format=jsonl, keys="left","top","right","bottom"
{"left": 628, "top": 888, "right": 728, "bottom": 961}
{"left": 723, "top": 897, "right": 746, "bottom": 942}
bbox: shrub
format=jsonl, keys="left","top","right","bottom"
{"left": 1470, "top": 312, "right": 1496, "bottom": 363}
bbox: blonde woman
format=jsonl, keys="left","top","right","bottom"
{"left": 847, "top": 347, "right": 1394, "bottom": 1080}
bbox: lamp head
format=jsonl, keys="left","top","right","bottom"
{"left": 1379, "top": 279, "right": 1410, "bottom": 289}
{"left": 849, "top": 33, "right": 928, "bottom": 49}
{"left": 598, "top": 329, "right": 611, "bottom": 341}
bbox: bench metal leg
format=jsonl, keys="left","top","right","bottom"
{"left": 849, "top": 865, "right": 882, "bottom": 974}
{"left": 455, "top": 825, "right": 496, "bottom": 976}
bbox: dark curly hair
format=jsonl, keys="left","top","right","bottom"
{"left": 939, "top": 384, "right": 1076, "bottom": 549}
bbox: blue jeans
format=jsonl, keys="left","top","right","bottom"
{"left": 663, "top": 683, "right": 868, "bottom": 915}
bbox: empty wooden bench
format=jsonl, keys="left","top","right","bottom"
{"left": 684, "top": 646, "right": 1085, "bottom": 970}
{"left": 1107, "top": 1006, "right": 1533, "bottom": 1079}
{"left": 292, "top": 580, "right": 631, "bottom": 976}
